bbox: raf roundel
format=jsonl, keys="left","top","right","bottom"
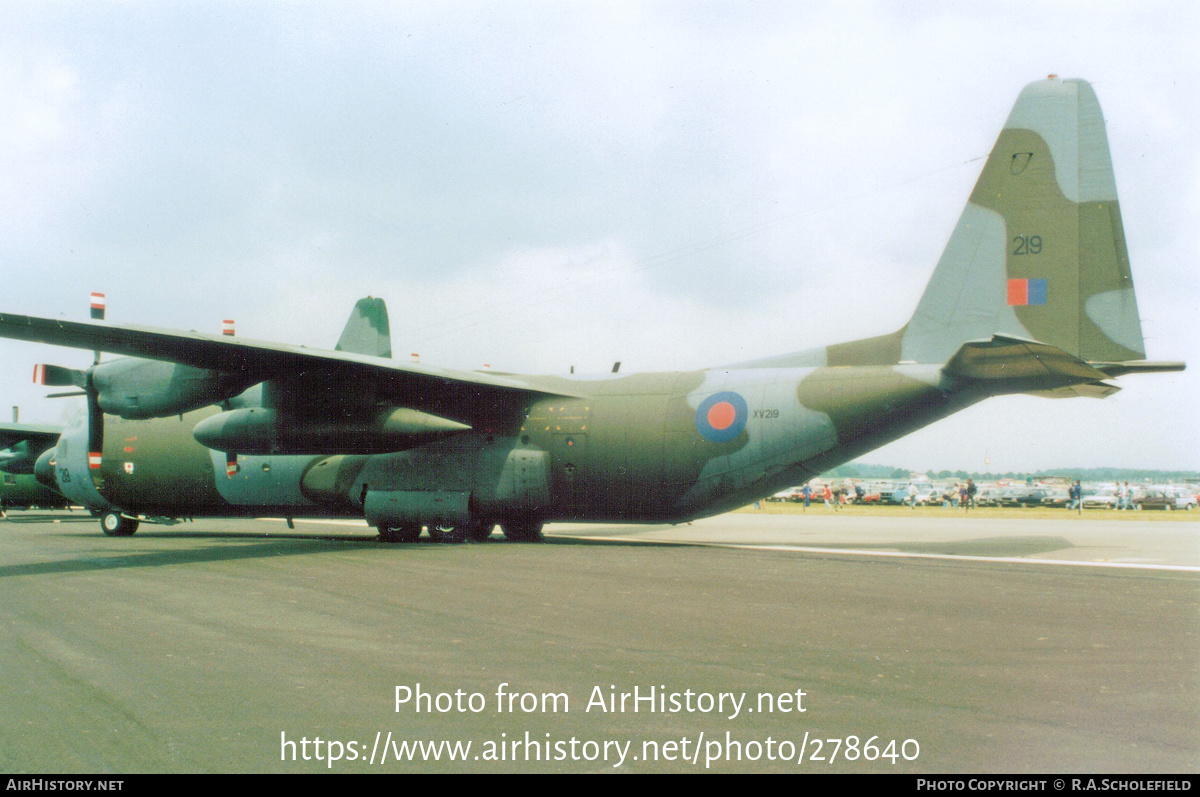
{"left": 694, "top": 391, "right": 749, "bottom": 443}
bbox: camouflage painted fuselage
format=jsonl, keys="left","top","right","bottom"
{"left": 64, "top": 361, "right": 975, "bottom": 524}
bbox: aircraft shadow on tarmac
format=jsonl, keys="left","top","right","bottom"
{"left": 0, "top": 538, "right": 373, "bottom": 579}
{"left": 2, "top": 512, "right": 98, "bottom": 524}
{"left": 0, "top": 527, "right": 685, "bottom": 579}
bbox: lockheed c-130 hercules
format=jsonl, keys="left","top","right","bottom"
{"left": 0, "top": 76, "right": 1184, "bottom": 541}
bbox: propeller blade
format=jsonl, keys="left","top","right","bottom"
{"left": 90, "top": 291, "right": 105, "bottom": 364}
{"left": 33, "top": 364, "right": 86, "bottom": 388}
{"left": 86, "top": 371, "right": 103, "bottom": 470}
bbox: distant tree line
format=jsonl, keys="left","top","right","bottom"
{"left": 822, "top": 463, "right": 1200, "bottom": 483}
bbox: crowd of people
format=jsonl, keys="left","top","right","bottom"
{"left": 771, "top": 478, "right": 1196, "bottom": 512}
{"left": 780, "top": 479, "right": 979, "bottom": 510}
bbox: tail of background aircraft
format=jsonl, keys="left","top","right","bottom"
{"left": 334, "top": 296, "right": 392, "bottom": 358}
{"left": 746, "top": 76, "right": 1181, "bottom": 389}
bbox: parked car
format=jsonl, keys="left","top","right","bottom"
{"left": 1081, "top": 487, "right": 1119, "bottom": 509}
{"left": 1133, "top": 487, "right": 1196, "bottom": 511}
{"left": 1041, "top": 489, "right": 1072, "bottom": 508}
{"left": 1014, "top": 487, "right": 1055, "bottom": 506}
{"left": 996, "top": 486, "right": 1042, "bottom": 507}
{"left": 974, "top": 488, "right": 1002, "bottom": 507}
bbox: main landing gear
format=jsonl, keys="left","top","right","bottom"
{"left": 500, "top": 519, "right": 543, "bottom": 542}
{"left": 376, "top": 518, "right": 542, "bottom": 544}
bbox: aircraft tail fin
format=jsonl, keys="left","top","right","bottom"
{"left": 335, "top": 297, "right": 392, "bottom": 358}
{"left": 818, "top": 77, "right": 1155, "bottom": 374}
{"left": 900, "top": 76, "right": 1146, "bottom": 366}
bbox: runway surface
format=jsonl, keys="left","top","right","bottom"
{"left": 1, "top": 509, "right": 1196, "bottom": 773}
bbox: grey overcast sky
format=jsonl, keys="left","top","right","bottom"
{"left": 1, "top": 1, "right": 1196, "bottom": 473}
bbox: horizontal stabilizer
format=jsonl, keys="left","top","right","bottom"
{"left": 1025, "top": 382, "right": 1122, "bottom": 399}
{"left": 944, "top": 335, "right": 1114, "bottom": 396}
{"left": 1091, "top": 360, "right": 1186, "bottom": 378}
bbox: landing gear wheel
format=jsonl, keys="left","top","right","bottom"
{"left": 378, "top": 523, "right": 421, "bottom": 543}
{"left": 467, "top": 520, "right": 495, "bottom": 542}
{"left": 426, "top": 523, "right": 467, "bottom": 544}
{"left": 501, "top": 519, "right": 544, "bottom": 542}
{"left": 100, "top": 512, "right": 139, "bottom": 537}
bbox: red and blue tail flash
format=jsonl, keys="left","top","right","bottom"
{"left": 1007, "top": 278, "right": 1047, "bottom": 306}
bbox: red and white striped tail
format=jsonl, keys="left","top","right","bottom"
{"left": 88, "top": 452, "right": 102, "bottom": 469}
{"left": 226, "top": 452, "right": 238, "bottom": 477}
{"left": 222, "top": 319, "right": 235, "bottom": 336}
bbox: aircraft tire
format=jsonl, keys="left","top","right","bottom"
{"left": 379, "top": 523, "right": 421, "bottom": 543}
{"left": 100, "top": 512, "right": 139, "bottom": 537}
{"left": 501, "top": 519, "right": 544, "bottom": 542}
{"left": 426, "top": 524, "right": 467, "bottom": 544}
{"left": 467, "top": 520, "right": 495, "bottom": 542}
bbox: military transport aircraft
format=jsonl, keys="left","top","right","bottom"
{"left": 0, "top": 76, "right": 1185, "bottom": 542}
{"left": 0, "top": 421, "right": 62, "bottom": 476}
{"left": 0, "top": 421, "right": 71, "bottom": 511}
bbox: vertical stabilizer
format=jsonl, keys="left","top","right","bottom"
{"left": 901, "top": 77, "right": 1145, "bottom": 365}
{"left": 335, "top": 297, "right": 392, "bottom": 358}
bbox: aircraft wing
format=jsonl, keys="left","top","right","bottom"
{"left": 0, "top": 422, "right": 62, "bottom": 451}
{"left": 0, "top": 422, "right": 62, "bottom": 474}
{"left": 0, "top": 312, "right": 575, "bottom": 421}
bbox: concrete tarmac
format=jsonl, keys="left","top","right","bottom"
{"left": 1, "top": 509, "right": 1196, "bottom": 773}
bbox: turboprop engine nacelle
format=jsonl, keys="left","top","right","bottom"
{"left": 92, "top": 358, "right": 253, "bottom": 419}
{"left": 0, "top": 441, "right": 34, "bottom": 474}
{"left": 191, "top": 406, "right": 472, "bottom": 455}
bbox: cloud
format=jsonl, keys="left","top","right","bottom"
{"left": 0, "top": 1, "right": 1195, "bottom": 471}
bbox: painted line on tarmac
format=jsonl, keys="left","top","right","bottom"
{"left": 262, "top": 518, "right": 371, "bottom": 527}
{"left": 585, "top": 536, "right": 1200, "bottom": 573}
{"left": 728, "top": 544, "right": 1200, "bottom": 573}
